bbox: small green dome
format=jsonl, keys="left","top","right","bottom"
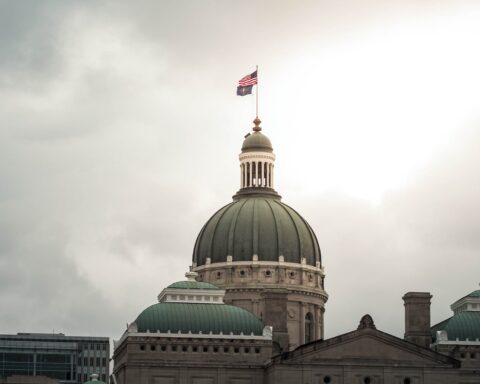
{"left": 135, "top": 302, "right": 264, "bottom": 335}
{"left": 465, "top": 290, "right": 480, "bottom": 298}
{"left": 432, "top": 311, "right": 480, "bottom": 341}
{"left": 193, "top": 197, "right": 321, "bottom": 267}
{"left": 167, "top": 281, "right": 219, "bottom": 290}
{"left": 83, "top": 375, "right": 105, "bottom": 384}
{"left": 241, "top": 131, "right": 273, "bottom": 152}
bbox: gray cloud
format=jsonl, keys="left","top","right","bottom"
{"left": 1, "top": 0, "right": 479, "bottom": 344}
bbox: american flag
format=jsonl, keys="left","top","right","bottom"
{"left": 238, "top": 70, "right": 258, "bottom": 86}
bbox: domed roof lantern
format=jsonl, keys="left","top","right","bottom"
{"left": 236, "top": 117, "right": 278, "bottom": 199}
{"left": 241, "top": 117, "right": 273, "bottom": 153}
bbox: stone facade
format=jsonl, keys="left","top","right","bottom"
{"left": 195, "top": 259, "right": 326, "bottom": 351}
{"left": 265, "top": 315, "right": 463, "bottom": 384}
{"left": 113, "top": 333, "right": 271, "bottom": 384}
{"left": 112, "top": 120, "right": 480, "bottom": 384}
{"left": 112, "top": 291, "right": 480, "bottom": 384}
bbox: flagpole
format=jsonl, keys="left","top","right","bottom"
{"left": 256, "top": 65, "right": 259, "bottom": 118}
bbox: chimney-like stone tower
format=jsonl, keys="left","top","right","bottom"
{"left": 403, "top": 292, "right": 432, "bottom": 348}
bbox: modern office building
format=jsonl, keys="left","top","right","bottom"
{"left": 0, "top": 333, "right": 109, "bottom": 384}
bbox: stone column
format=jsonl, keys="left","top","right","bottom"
{"left": 266, "top": 162, "right": 270, "bottom": 187}
{"left": 314, "top": 305, "right": 321, "bottom": 340}
{"left": 300, "top": 302, "right": 306, "bottom": 344}
{"left": 249, "top": 162, "right": 252, "bottom": 187}
{"left": 243, "top": 163, "right": 247, "bottom": 188}
{"left": 272, "top": 164, "right": 275, "bottom": 189}
{"left": 240, "top": 164, "right": 243, "bottom": 188}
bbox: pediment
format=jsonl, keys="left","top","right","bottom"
{"left": 281, "top": 328, "right": 458, "bottom": 368}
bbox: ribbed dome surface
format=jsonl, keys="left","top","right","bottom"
{"left": 193, "top": 197, "right": 321, "bottom": 266}
{"left": 432, "top": 312, "right": 480, "bottom": 341}
{"left": 241, "top": 132, "right": 273, "bottom": 152}
{"left": 167, "top": 281, "right": 219, "bottom": 290}
{"left": 135, "top": 303, "right": 264, "bottom": 335}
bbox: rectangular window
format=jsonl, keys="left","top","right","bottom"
{"left": 96, "top": 357, "right": 100, "bottom": 366}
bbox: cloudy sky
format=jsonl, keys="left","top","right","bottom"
{"left": 1, "top": 0, "right": 480, "bottom": 342}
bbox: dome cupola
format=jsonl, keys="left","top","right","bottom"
{"left": 241, "top": 118, "right": 273, "bottom": 152}
{"left": 236, "top": 118, "right": 278, "bottom": 199}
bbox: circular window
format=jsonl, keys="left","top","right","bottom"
{"left": 150, "top": 345, "right": 156, "bottom": 351}
{"left": 323, "top": 376, "right": 331, "bottom": 383}
{"left": 265, "top": 270, "right": 272, "bottom": 277}
{"left": 239, "top": 270, "right": 246, "bottom": 277}
{"left": 289, "top": 271, "right": 295, "bottom": 278}
{"left": 216, "top": 271, "right": 222, "bottom": 278}
{"left": 364, "top": 377, "right": 371, "bottom": 384}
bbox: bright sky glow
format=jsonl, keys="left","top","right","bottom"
{"left": 269, "top": 9, "right": 480, "bottom": 202}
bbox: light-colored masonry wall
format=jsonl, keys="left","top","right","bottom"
{"left": 194, "top": 259, "right": 328, "bottom": 350}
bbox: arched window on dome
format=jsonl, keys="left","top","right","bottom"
{"left": 305, "top": 312, "right": 314, "bottom": 343}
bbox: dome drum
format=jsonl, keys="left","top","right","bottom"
{"left": 193, "top": 261, "right": 325, "bottom": 294}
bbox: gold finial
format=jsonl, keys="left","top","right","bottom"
{"left": 253, "top": 117, "right": 262, "bottom": 132}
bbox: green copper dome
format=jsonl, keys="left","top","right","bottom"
{"left": 241, "top": 131, "right": 273, "bottom": 152}
{"left": 83, "top": 375, "right": 105, "bottom": 384}
{"left": 462, "top": 289, "right": 480, "bottom": 299}
{"left": 432, "top": 311, "right": 480, "bottom": 341}
{"left": 135, "top": 302, "right": 264, "bottom": 335}
{"left": 167, "top": 281, "right": 219, "bottom": 290}
{"left": 193, "top": 196, "right": 321, "bottom": 267}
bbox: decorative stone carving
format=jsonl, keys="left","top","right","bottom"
{"left": 357, "top": 314, "right": 376, "bottom": 330}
